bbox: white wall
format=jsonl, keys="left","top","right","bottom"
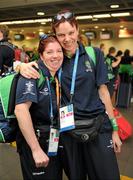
{"left": 90, "top": 28, "right": 133, "bottom": 56}
{"left": 92, "top": 38, "right": 133, "bottom": 56}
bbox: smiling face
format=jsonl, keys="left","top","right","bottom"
{"left": 55, "top": 21, "right": 79, "bottom": 55}
{"left": 40, "top": 41, "right": 63, "bottom": 75}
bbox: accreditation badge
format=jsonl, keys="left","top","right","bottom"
{"left": 59, "top": 104, "right": 75, "bottom": 132}
{"left": 47, "top": 127, "right": 59, "bottom": 156}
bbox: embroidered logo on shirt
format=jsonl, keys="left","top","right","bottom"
{"left": 39, "top": 87, "right": 49, "bottom": 96}
{"left": 85, "top": 60, "right": 92, "bottom": 72}
{"left": 23, "top": 81, "right": 35, "bottom": 95}
{"left": 32, "top": 171, "right": 45, "bottom": 176}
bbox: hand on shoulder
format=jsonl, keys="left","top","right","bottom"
{"left": 19, "top": 61, "right": 40, "bottom": 79}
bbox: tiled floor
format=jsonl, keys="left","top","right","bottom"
{"left": 0, "top": 104, "right": 133, "bottom": 180}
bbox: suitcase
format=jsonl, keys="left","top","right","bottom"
{"left": 116, "top": 82, "right": 132, "bottom": 108}
{"left": 114, "top": 109, "right": 133, "bottom": 140}
{"left": 116, "top": 73, "right": 132, "bottom": 108}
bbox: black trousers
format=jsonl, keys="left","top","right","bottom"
{"left": 60, "top": 131, "right": 120, "bottom": 180}
{"left": 18, "top": 137, "right": 62, "bottom": 180}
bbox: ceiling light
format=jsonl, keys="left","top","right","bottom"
{"left": 110, "top": 4, "right": 119, "bottom": 9}
{"left": 0, "top": 18, "right": 52, "bottom": 25}
{"left": 34, "top": 18, "right": 52, "bottom": 22}
{"left": 37, "top": 12, "right": 45, "bottom": 16}
{"left": 92, "top": 18, "right": 98, "bottom": 21}
{"left": 76, "top": 15, "right": 92, "bottom": 20}
{"left": 41, "top": 22, "right": 46, "bottom": 25}
{"left": 39, "top": 31, "right": 44, "bottom": 35}
{"left": 93, "top": 14, "right": 111, "bottom": 18}
{"left": 39, "top": 29, "right": 43, "bottom": 31}
{"left": 94, "top": 26, "right": 99, "bottom": 29}
{"left": 111, "top": 12, "right": 130, "bottom": 17}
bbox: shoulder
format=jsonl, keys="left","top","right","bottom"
{"left": 17, "top": 75, "right": 37, "bottom": 87}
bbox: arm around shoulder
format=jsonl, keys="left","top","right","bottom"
{"left": 15, "top": 61, "right": 40, "bottom": 79}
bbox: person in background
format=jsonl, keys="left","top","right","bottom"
{"left": 121, "top": 49, "right": 133, "bottom": 65}
{"left": 15, "top": 34, "right": 63, "bottom": 180}
{"left": 78, "top": 33, "right": 89, "bottom": 47}
{"left": 28, "top": 47, "right": 39, "bottom": 62}
{"left": 0, "top": 25, "right": 16, "bottom": 148}
{"left": 100, "top": 43, "right": 105, "bottom": 57}
{"left": 20, "top": 45, "right": 30, "bottom": 63}
{"left": 18, "top": 10, "right": 122, "bottom": 180}
{"left": 105, "top": 47, "right": 122, "bottom": 98}
{"left": 0, "top": 25, "right": 14, "bottom": 75}
{"left": 111, "top": 50, "right": 123, "bottom": 105}
{"left": 114, "top": 50, "right": 123, "bottom": 79}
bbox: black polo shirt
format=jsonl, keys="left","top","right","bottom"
{"left": 61, "top": 43, "right": 108, "bottom": 119}
{"left": 0, "top": 39, "right": 14, "bottom": 75}
{"left": 15, "top": 59, "right": 58, "bottom": 126}
{"left": 106, "top": 54, "right": 118, "bottom": 78}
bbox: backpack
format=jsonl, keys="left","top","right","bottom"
{"left": 0, "top": 70, "right": 45, "bottom": 143}
{"left": 0, "top": 41, "right": 22, "bottom": 62}
{"left": 105, "top": 56, "right": 115, "bottom": 80}
{"left": 0, "top": 41, "right": 16, "bottom": 51}
{"left": 85, "top": 46, "right": 96, "bottom": 66}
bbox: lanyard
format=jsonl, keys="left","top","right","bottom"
{"left": 54, "top": 77, "right": 60, "bottom": 107}
{"left": 58, "top": 48, "right": 79, "bottom": 103}
{"left": 46, "top": 76, "right": 60, "bottom": 126}
{"left": 46, "top": 76, "right": 54, "bottom": 126}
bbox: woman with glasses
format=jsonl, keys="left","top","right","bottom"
{"left": 19, "top": 10, "right": 122, "bottom": 180}
{"left": 15, "top": 35, "right": 63, "bottom": 180}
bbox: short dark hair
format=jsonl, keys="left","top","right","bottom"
{"left": 124, "top": 49, "right": 130, "bottom": 56}
{"left": 109, "top": 46, "right": 116, "bottom": 54}
{"left": 116, "top": 50, "right": 123, "bottom": 57}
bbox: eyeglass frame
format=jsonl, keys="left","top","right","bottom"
{"left": 52, "top": 11, "right": 75, "bottom": 24}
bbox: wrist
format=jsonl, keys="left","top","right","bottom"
{"left": 14, "top": 62, "right": 23, "bottom": 73}
{"left": 110, "top": 118, "right": 118, "bottom": 131}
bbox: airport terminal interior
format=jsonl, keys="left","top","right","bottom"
{"left": 0, "top": 0, "right": 133, "bottom": 179}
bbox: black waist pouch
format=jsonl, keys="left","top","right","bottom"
{"left": 69, "top": 114, "right": 104, "bottom": 142}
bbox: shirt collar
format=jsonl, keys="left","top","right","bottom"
{"left": 64, "top": 42, "right": 86, "bottom": 60}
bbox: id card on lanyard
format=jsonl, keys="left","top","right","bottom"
{"left": 45, "top": 77, "right": 59, "bottom": 156}
{"left": 59, "top": 104, "right": 75, "bottom": 132}
{"left": 59, "top": 48, "right": 79, "bottom": 133}
{"left": 48, "top": 127, "right": 59, "bottom": 156}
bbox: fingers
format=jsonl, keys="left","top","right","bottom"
{"left": 34, "top": 152, "right": 49, "bottom": 168}
{"left": 36, "top": 157, "right": 49, "bottom": 168}
{"left": 20, "top": 61, "right": 40, "bottom": 79}
{"left": 27, "top": 66, "right": 40, "bottom": 79}
{"left": 114, "top": 141, "right": 122, "bottom": 153}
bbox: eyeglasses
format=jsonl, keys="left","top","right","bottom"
{"left": 53, "top": 11, "right": 74, "bottom": 23}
